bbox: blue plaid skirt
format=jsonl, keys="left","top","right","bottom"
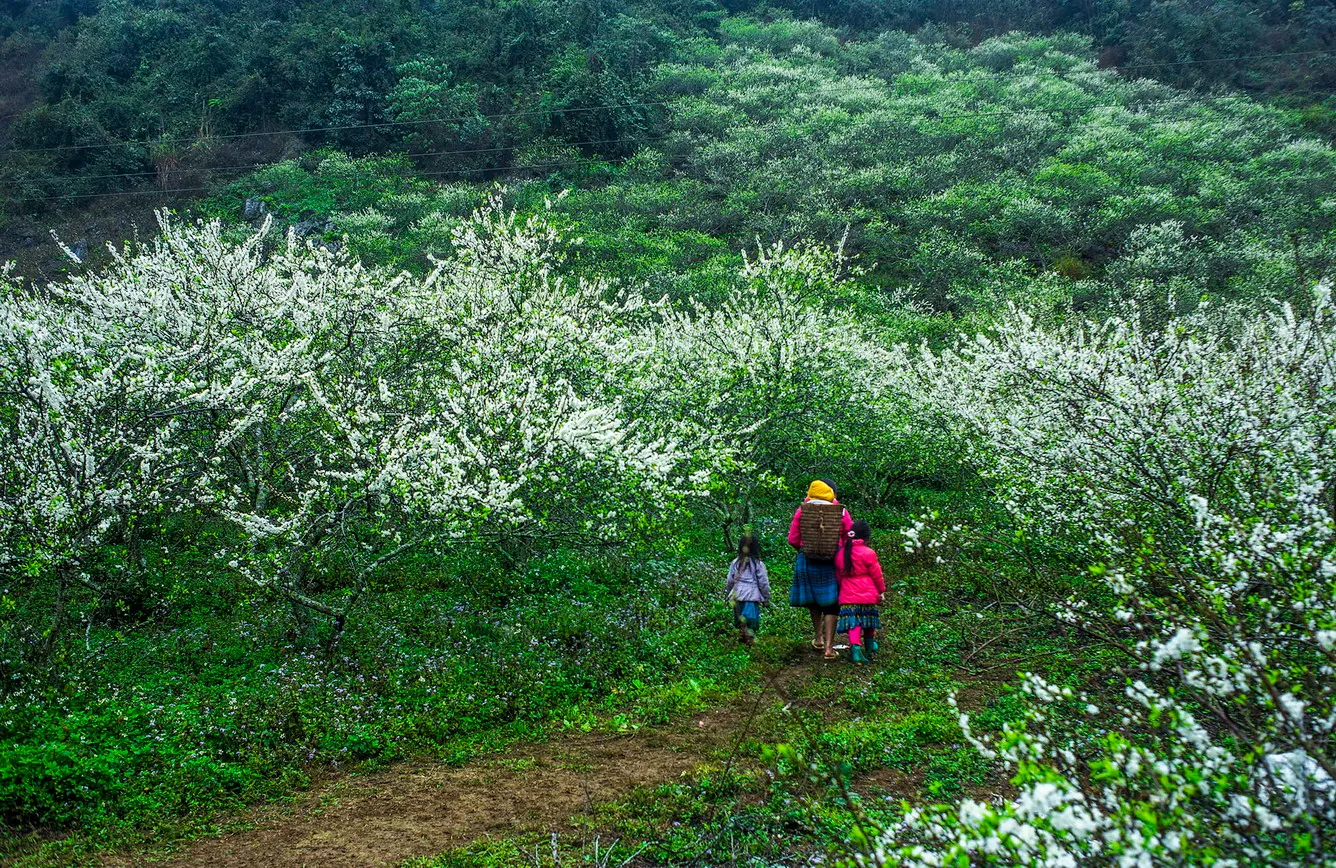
{"left": 837, "top": 604, "right": 881, "bottom": 633}
{"left": 789, "top": 552, "right": 839, "bottom": 609}
{"left": 733, "top": 600, "right": 760, "bottom": 631}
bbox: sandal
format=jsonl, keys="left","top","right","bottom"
{"left": 811, "top": 639, "right": 825, "bottom": 650}
{"left": 823, "top": 649, "right": 839, "bottom": 660}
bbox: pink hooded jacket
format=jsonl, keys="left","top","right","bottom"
{"left": 835, "top": 539, "right": 885, "bottom": 605}
{"left": 787, "top": 499, "right": 853, "bottom": 550}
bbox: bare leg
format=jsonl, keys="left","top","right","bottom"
{"left": 822, "top": 614, "right": 838, "bottom": 658}
{"left": 810, "top": 607, "right": 824, "bottom": 648}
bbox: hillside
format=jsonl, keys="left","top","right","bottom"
{"left": 0, "top": 0, "right": 1332, "bottom": 207}
{"left": 2, "top": 5, "right": 1336, "bottom": 868}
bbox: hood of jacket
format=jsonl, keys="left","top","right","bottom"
{"left": 806, "top": 479, "right": 835, "bottom": 502}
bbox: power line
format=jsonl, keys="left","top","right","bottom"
{"left": 15, "top": 134, "right": 668, "bottom": 184}
{"left": 0, "top": 99, "right": 676, "bottom": 156}
{"left": 7, "top": 97, "right": 1255, "bottom": 204}
{"left": 16, "top": 97, "right": 1128, "bottom": 187}
{"left": 10, "top": 155, "right": 628, "bottom": 203}
{"left": 0, "top": 80, "right": 1289, "bottom": 167}
{"left": 1116, "top": 48, "right": 1330, "bottom": 70}
{"left": 2, "top": 44, "right": 1327, "bottom": 160}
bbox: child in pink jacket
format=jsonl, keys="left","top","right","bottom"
{"left": 835, "top": 519, "right": 885, "bottom": 665}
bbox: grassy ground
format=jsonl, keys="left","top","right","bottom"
{"left": 1, "top": 509, "right": 1116, "bottom": 867}
{"left": 392, "top": 591, "right": 1069, "bottom": 868}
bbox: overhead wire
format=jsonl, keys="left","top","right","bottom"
{"left": 5, "top": 95, "right": 1250, "bottom": 204}
{"left": 9, "top": 133, "right": 672, "bottom": 184}
{"left": 0, "top": 99, "right": 678, "bottom": 156}
{"left": 10, "top": 155, "right": 628, "bottom": 203}
{"left": 0, "top": 44, "right": 1328, "bottom": 159}
{"left": 1115, "top": 48, "right": 1330, "bottom": 70}
{"left": 3, "top": 89, "right": 1214, "bottom": 188}
{"left": 3, "top": 43, "right": 1327, "bottom": 205}
{"left": 6, "top": 93, "right": 1299, "bottom": 204}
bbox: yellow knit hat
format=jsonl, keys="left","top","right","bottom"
{"left": 806, "top": 479, "right": 835, "bottom": 502}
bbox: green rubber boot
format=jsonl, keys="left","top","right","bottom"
{"left": 850, "top": 644, "right": 869, "bottom": 665}
{"left": 870, "top": 638, "right": 879, "bottom": 656}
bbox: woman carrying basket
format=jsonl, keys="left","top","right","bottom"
{"left": 787, "top": 478, "right": 852, "bottom": 659}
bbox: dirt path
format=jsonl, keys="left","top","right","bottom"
{"left": 108, "top": 662, "right": 811, "bottom": 868}
{"left": 152, "top": 720, "right": 735, "bottom": 867}
{"left": 102, "top": 649, "right": 993, "bottom": 868}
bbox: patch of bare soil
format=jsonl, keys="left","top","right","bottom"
{"left": 853, "top": 765, "right": 925, "bottom": 800}
{"left": 114, "top": 722, "right": 732, "bottom": 868}
{"left": 110, "top": 655, "right": 828, "bottom": 868}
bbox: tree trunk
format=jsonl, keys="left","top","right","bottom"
{"left": 254, "top": 425, "right": 269, "bottom": 512}
{"left": 41, "top": 565, "right": 71, "bottom": 666}
{"left": 125, "top": 513, "right": 146, "bottom": 570}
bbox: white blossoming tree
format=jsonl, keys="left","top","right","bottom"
{"left": 0, "top": 259, "right": 202, "bottom": 657}
{"left": 627, "top": 238, "right": 901, "bottom": 545}
{"left": 859, "top": 283, "right": 1336, "bottom": 865}
{"left": 0, "top": 201, "right": 686, "bottom": 651}
{"left": 404, "top": 202, "right": 683, "bottom": 555}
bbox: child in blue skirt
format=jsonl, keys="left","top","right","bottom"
{"left": 726, "top": 534, "right": 771, "bottom": 645}
{"left": 835, "top": 520, "right": 885, "bottom": 664}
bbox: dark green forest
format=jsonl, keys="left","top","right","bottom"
{"left": 1, "top": 2, "right": 1335, "bottom": 867}
{"left": 0, "top": 0, "right": 1333, "bottom": 208}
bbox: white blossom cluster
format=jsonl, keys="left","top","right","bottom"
{"left": 0, "top": 203, "right": 887, "bottom": 639}
{"left": 868, "top": 284, "right": 1336, "bottom": 865}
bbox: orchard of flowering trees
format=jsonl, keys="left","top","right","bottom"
{"left": 6, "top": 198, "right": 1334, "bottom": 865}
{"left": 0, "top": 200, "right": 894, "bottom": 666}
